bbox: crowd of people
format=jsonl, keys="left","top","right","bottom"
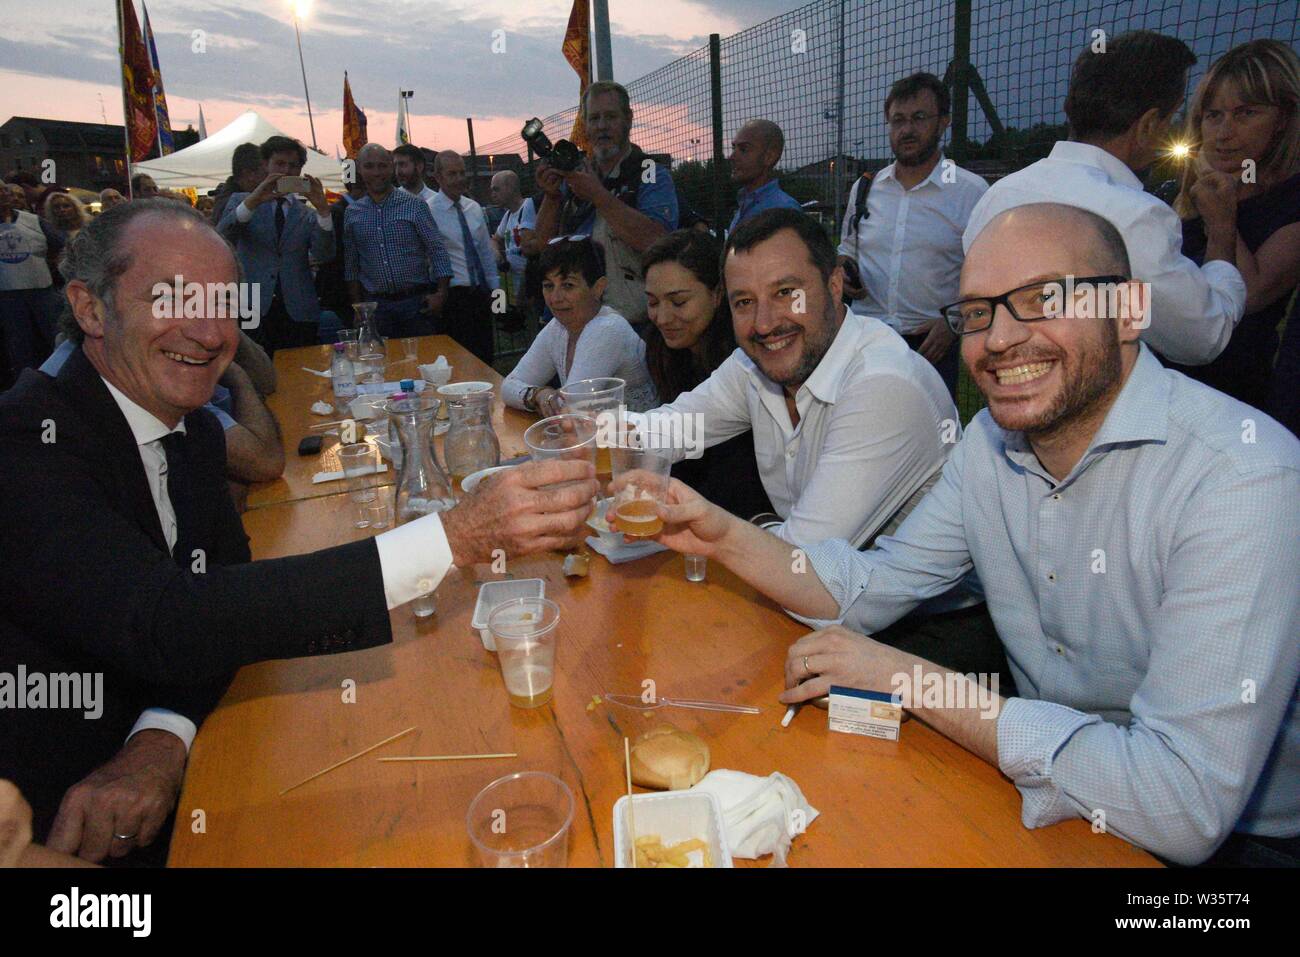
{"left": 1, "top": 29, "right": 1298, "bottom": 869}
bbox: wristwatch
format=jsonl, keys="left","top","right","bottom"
{"left": 522, "top": 386, "right": 539, "bottom": 413}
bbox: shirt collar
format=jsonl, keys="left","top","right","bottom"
{"left": 435, "top": 190, "right": 467, "bottom": 209}
{"left": 736, "top": 178, "right": 781, "bottom": 203}
{"left": 99, "top": 375, "right": 186, "bottom": 447}
{"left": 799, "top": 310, "right": 864, "bottom": 404}
{"left": 1001, "top": 343, "right": 1169, "bottom": 478}
{"left": 876, "top": 153, "right": 947, "bottom": 190}
{"left": 1048, "top": 141, "right": 1144, "bottom": 190}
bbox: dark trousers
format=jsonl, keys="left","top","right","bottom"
{"left": 902, "top": 331, "right": 959, "bottom": 399}
{"left": 0, "top": 286, "right": 58, "bottom": 389}
{"left": 871, "top": 602, "right": 1019, "bottom": 699}
{"left": 445, "top": 285, "right": 495, "bottom": 366}
{"left": 373, "top": 294, "right": 434, "bottom": 339}
{"left": 249, "top": 292, "right": 318, "bottom": 356}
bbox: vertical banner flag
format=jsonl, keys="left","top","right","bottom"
{"left": 142, "top": 2, "right": 174, "bottom": 155}
{"left": 198, "top": 104, "right": 208, "bottom": 140}
{"left": 119, "top": 0, "right": 157, "bottom": 163}
{"left": 563, "top": 0, "right": 591, "bottom": 152}
{"left": 343, "top": 72, "right": 368, "bottom": 158}
{"left": 396, "top": 91, "right": 411, "bottom": 146}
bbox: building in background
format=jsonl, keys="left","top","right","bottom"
{"left": 0, "top": 116, "right": 198, "bottom": 193}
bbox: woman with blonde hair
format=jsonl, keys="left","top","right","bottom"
{"left": 1167, "top": 39, "right": 1300, "bottom": 425}
{"left": 42, "top": 191, "right": 88, "bottom": 241}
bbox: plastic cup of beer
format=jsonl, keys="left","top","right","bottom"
{"left": 337, "top": 443, "right": 379, "bottom": 526}
{"left": 466, "top": 771, "right": 574, "bottom": 868}
{"left": 488, "top": 597, "right": 561, "bottom": 709}
{"left": 610, "top": 445, "right": 673, "bottom": 539}
{"left": 559, "top": 377, "right": 624, "bottom": 488}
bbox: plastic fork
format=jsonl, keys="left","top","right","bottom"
{"left": 602, "top": 692, "right": 760, "bottom": 715}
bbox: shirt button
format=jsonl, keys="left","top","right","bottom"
{"left": 1047, "top": 572, "right": 1056, "bottom": 582}
{"left": 417, "top": 578, "right": 433, "bottom": 592}
{"left": 1052, "top": 493, "right": 1061, "bottom": 501}
{"left": 1055, "top": 644, "right": 1065, "bottom": 655}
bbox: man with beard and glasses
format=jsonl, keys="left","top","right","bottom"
{"left": 641, "top": 202, "right": 1300, "bottom": 867}
{"left": 839, "top": 72, "right": 988, "bottom": 398}
{"left": 534, "top": 81, "right": 678, "bottom": 329}
{"left": 628, "top": 207, "right": 957, "bottom": 553}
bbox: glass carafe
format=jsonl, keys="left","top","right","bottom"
{"left": 387, "top": 394, "right": 455, "bottom": 617}
{"left": 443, "top": 391, "right": 501, "bottom": 496}
{"left": 354, "top": 300, "right": 385, "bottom": 356}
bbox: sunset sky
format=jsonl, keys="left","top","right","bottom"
{"left": 0, "top": 0, "right": 795, "bottom": 153}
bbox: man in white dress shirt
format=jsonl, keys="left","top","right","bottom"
{"left": 839, "top": 72, "right": 989, "bottom": 398}
{"left": 394, "top": 143, "right": 438, "bottom": 209}
{"left": 0, "top": 199, "right": 596, "bottom": 863}
{"left": 634, "top": 208, "right": 957, "bottom": 552}
{"left": 428, "top": 150, "right": 501, "bottom": 365}
{"left": 963, "top": 30, "right": 1246, "bottom": 365}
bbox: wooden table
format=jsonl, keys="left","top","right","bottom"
{"left": 246, "top": 336, "right": 535, "bottom": 510}
{"left": 168, "top": 490, "right": 1157, "bottom": 867}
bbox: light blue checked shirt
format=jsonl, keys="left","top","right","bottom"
{"left": 343, "top": 187, "right": 453, "bottom": 294}
{"left": 800, "top": 345, "right": 1300, "bottom": 864}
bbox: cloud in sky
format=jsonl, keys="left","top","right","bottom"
{"left": 0, "top": 0, "right": 762, "bottom": 150}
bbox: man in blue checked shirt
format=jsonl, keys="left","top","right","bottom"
{"left": 727, "top": 119, "right": 803, "bottom": 234}
{"left": 641, "top": 202, "right": 1300, "bottom": 867}
{"left": 344, "top": 144, "right": 453, "bottom": 338}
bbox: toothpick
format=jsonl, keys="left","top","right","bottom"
{"left": 279, "top": 726, "right": 416, "bottom": 795}
{"left": 377, "top": 753, "right": 517, "bottom": 762}
{"left": 625, "top": 736, "right": 636, "bottom": 868}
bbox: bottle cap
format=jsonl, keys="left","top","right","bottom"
{"left": 400, "top": 379, "right": 415, "bottom": 392}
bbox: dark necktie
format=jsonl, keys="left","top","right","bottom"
{"left": 160, "top": 431, "right": 201, "bottom": 566}
{"left": 454, "top": 199, "right": 488, "bottom": 289}
{"left": 275, "top": 198, "right": 286, "bottom": 244}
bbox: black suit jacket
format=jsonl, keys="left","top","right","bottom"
{"left": 0, "top": 347, "right": 393, "bottom": 837}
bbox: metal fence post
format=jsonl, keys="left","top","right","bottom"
{"left": 709, "top": 33, "right": 725, "bottom": 229}
{"left": 951, "top": 0, "right": 971, "bottom": 162}
{"left": 832, "top": 0, "right": 847, "bottom": 224}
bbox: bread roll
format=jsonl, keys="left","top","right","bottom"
{"left": 630, "top": 725, "right": 710, "bottom": 790}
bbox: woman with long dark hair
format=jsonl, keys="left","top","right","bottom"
{"left": 642, "top": 230, "right": 772, "bottom": 519}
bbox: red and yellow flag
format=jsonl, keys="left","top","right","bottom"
{"left": 343, "top": 72, "right": 368, "bottom": 159}
{"left": 119, "top": 0, "right": 157, "bottom": 165}
{"left": 562, "top": 0, "right": 591, "bottom": 152}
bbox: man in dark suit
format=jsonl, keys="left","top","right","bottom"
{"left": 217, "top": 135, "right": 334, "bottom": 354}
{"left": 0, "top": 199, "right": 598, "bottom": 864}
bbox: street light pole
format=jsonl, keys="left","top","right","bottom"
{"left": 293, "top": 11, "right": 318, "bottom": 150}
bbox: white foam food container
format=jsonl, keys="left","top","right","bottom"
{"left": 471, "top": 578, "right": 546, "bottom": 651}
{"left": 613, "top": 790, "right": 732, "bottom": 868}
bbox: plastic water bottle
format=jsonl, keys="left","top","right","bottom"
{"left": 331, "top": 342, "right": 357, "bottom": 406}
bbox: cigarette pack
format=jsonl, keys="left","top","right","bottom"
{"left": 827, "top": 686, "right": 903, "bottom": 741}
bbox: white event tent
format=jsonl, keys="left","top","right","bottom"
{"left": 132, "top": 110, "right": 345, "bottom": 192}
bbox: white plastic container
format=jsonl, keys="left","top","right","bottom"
{"left": 613, "top": 790, "right": 732, "bottom": 868}
{"left": 471, "top": 578, "right": 546, "bottom": 651}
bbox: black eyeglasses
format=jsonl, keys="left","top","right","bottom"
{"left": 940, "top": 275, "right": 1130, "bottom": 336}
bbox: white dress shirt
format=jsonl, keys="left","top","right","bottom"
{"left": 103, "top": 378, "right": 453, "bottom": 752}
{"left": 429, "top": 190, "right": 501, "bottom": 291}
{"left": 839, "top": 154, "right": 988, "bottom": 335}
{"left": 962, "top": 141, "right": 1247, "bottom": 365}
{"left": 403, "top": 183, "right": 439, "bottom": 210}
{"left": 632, "top": 312, "right": 959, "bottom": 548}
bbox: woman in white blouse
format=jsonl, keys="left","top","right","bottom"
{"left": 502, "top": 236, "right": 657, "bottom": 413}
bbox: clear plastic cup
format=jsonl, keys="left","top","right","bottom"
{"left": 359, "top": 488, "right": 391, "bottom": 530}
{"left": 401, "top": 337, "right": 419, "bottom": 363}
{"left": 337, "top": 443, "right": 379, "bottom": 527}
{"left": 466, "top": 771, "right": 574, "bottom": 868}
{"left": 609, "top": 445, "right": 673, "bottom": 540}
{"left": 336, "top": 328, "right": 361, "bottom": 363}
{"left": 356, "top": 351, "right": 386, "bottom": 385}
{"left": 488, "top": 597, "right": 560, "bottom": 709}
{"left": 685, "top": 554, "right": 707, "bottom": 582}
{"left": 559, "top": 378, "right": 625, "bottom": 487}
{"left": 523, "top": 413, "right": 598, "bottom": 481}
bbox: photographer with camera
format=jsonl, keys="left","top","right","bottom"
{"left": 531, "top": 81, "right": 679, "bottom": 329}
